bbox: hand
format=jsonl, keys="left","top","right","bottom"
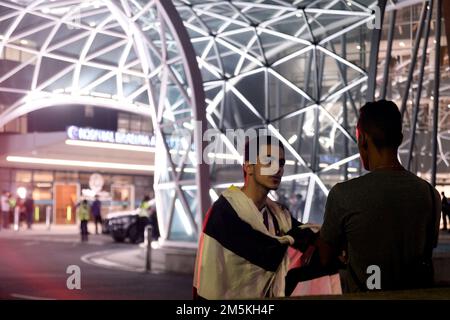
{"left": 287, "top": 226, "right": 317, "bottom": 252}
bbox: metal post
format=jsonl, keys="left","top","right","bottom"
{"left": 400, "top": 2, "right": 428, "bottom": 119}
{"left": 407, "top": 0, "right": 434, "bottom": 171}
{"left": 145, "top": 225, "right": 153, "bottom": 272}
{"left": 366, "top": 0, "right": 387, "bottom": 102}
{"left": 431, "top": 0, "right": 442, "bottom": 187}
{"left": 342, "top": 33, "right": 349, "bottom": 181}
{"left": 380, "top": 10, "right": 397, "bottom": 100}
{"left": 46, "top": 206, "right": 51, "bottom": 230}
{"left": 13, "top": 206, "right": 19, "bottom": 231}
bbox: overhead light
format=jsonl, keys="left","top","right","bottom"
{"left": 399, "top": 41, "right": 406, "bottom": 47}
{"left": 319, "top": 163, "right": 328, "bottom": 168}
{"left": 347, "top": 1, "right": 352, "bottom": 6}
{"left": 288, "top": 134, "right": 298, "bottom": 144}
{"left": 356, "top": 45, "right": 361, "bottom": 50}
{"left": 7, "top": 156, "right": 155, "bottom": 172}
{"left": 347, "top": 167, "right": 358, "bottom": 173}
{"left": 17, "top": 187, "right": 27, "bottom": 199}
{"left": 36, "top": 182, "right": 52, "bottom": 188}
{"left": 89, "top": 22, "right": 96, "bottom": 27}
{"left": 20, "top": 39, "right": 28, "bottom": 45}
{"left": 447, "top": 104, "right": 450, "bottom": 108}
{"left": 65, "top": 139, "right": 156, "bottom": 153}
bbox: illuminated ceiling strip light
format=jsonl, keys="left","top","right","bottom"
{"left": 304, "top": 8, "right": 372, "bottom": 16}
{"left": 324, "top": 76, "right": 368, "bottom": 103}
{"left": 271, "top": 45, "right": 313, "bottom": 68}
{"left": 276, "top": 104, "right": 318, "bottom": 122}
{"left": 194, "top": 8, "right": 249, "bottom": 28}
{"left": 281, "top": 173, "right": 311, "bottom": 182}
{"left": 319, "top": 153, "right": 360, "bottom": 173}
{"left": 234, "top": 34, "right": 259, "bottom": 76}
{"left": 229, "top": 85, "right": 265, "bottom": 122}
{"left": 312, "top": 174, "right": 330, "bottom": 196}
{"left": 65, "top": 139, "right": 156, "bottom": 153}
{"left": 232, "top": 2, "right": 296, "bottom": 11}
{"left": 257, "top": 27, "right": 312, "bottom": 46}
{"left": 216, "top": 26, "right": 254, "bottom": 38}
{"left": 228, "top": 67, "right": 266, "bottom": 85}
{"left": 6, "top": 156, "right": 155, "bottom": 172}
{"left": 318, "top": 15, "right": 374, "bottom": 46}
{"left": 215, "top": 37, "right": 264, "bottom": 67}
{"left": 197, "top": 57, "right": 223, "bottom": 79}
{"left": 268, "top": 124, "right": 308, "bottom": 168}
{"left": 302, "top": 177, "right": 315, "bottom": 223}
{"left": 259, "top": 10, "right": 298, "bottom": 28}
{"left": 316, "top": 45, "right": 366, "bottom": 75}
{"left": 183, "top": 21, "right": 209, "bottom": 37}
{"left": 268, "top": 68, "right": 313, "bottom": 102}
{"left": 318, "top": 105, "right": 356, "bottom": 143}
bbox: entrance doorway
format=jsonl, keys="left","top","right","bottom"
{"left": 54, "top": 183, "right": 79, "bottom": 224}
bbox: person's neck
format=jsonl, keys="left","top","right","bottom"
{"left": 369, "top": 151, "right": 404, "bottom": 171}
{"left": 241, "top": 183, "right": 269, "bottom": 210}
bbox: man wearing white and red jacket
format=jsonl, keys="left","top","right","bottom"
{"left": 193, "top": 135, "right": 316, "bottom": 299}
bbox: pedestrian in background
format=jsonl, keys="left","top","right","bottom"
{"left": 77, "top": 200, "right": 90, "bottom": 242}
{"left": 137, "top": 196, "right": 151, "bottom": 243}
{"left": 1, "top": 191, "right": 10, "bottom": 230}
{"left": 91, "top": 195, "right": 102, "bottom": 235}
{"left": 442, "top": 192, "right": 450, "bottom": 231}
{"left": 23, "top": 194, "right": 34, "bottom": 230}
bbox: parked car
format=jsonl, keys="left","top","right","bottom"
{"left": 103, "top": 209, "right": 140, "bottom": 243}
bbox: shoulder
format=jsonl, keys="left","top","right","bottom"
{"left": 274, "top": 201, "right": 289, "bottom": 212}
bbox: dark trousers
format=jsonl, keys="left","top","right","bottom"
{"left": 137, "top": 217, "right": 150, "bottom": 242}
{"left": 1, "top": 211, "right": 9, "bottom": 229}
{"left": 94, "top": 215, "right": 102, "bottom": 234}
{"left": 80, "top": 220, "right": 88, "bottom": 241}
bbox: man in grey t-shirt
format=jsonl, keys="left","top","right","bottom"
{"left": 319, "top": 100, "right": 441, "bottom": 292}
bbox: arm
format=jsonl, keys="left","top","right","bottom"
{"left": 317, "top": 186, "right": 345, "bottom": 267}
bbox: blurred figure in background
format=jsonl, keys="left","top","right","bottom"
{"left": 289, "top": 193, "right": 303, "bottom": 222}
{"left": 137, "top": 196, "right": 151, "bottom": 243}
{"left": 148, "top": 199, "right": 160, "bottom": 241}
{"left": 441, "top": 192, "right": 450, "bottom": 231}
{"left": 77, "top": 200, "right": 90, "bottom": 242}
{"left": 1, "top": 191, "right": 10, "bottom": 230}
{"left": 91, "top": 195, "right": 102, "bottom": 234}
{"left": 23, "top": 193, "right": 34, "bottom": 230}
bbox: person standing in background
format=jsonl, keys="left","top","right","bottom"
{"left": 1, "top": 191, "right": 10, "bottom": 230}
{"left": 441, "top": 192, "right": 450, "bottom": 231}
{"left": 91, "top": 195, "right": 102, "bottom": 234}
{"left": 23, "top": 194, "right": 34, "bottom": 230}
{"left": 77, "top": 200, "right": 90, "bottom": 242}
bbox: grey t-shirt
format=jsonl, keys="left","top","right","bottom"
{"left": 320, "top": 169, "right": 441, "bottom": 292}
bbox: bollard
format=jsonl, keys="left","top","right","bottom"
{"left": 46, "top": 206, "right": 51, "bottom": 230}
{"left": 13, "top": 206, "right": 19, "bottom": 231}
{"left": 145, "top": 225, "right": 153, "bottom": 272}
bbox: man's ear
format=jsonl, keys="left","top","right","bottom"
{"left": 359, "top": 132, "right": 368, "bottom": 150}
{"left": 243, "top": 161, "right": 254, "bottom": 176}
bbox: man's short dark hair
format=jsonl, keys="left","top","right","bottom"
{"left": 357, "top": 100, "right": 403, "bottom": 150}
{"left": 244, "top": 134, "right": 285, "bottom": 162}
{"left": 243, "top": 134, "right": 285, "bottom": 177}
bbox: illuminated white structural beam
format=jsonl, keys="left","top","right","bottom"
{"left": 65, "top": 139, "right": 156, "bottom": 152}
{"left": 7, "top": 156, "right": 155, "bottom": 172}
